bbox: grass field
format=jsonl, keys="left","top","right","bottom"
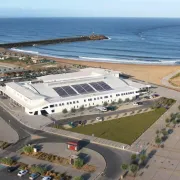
{"left": 69, "top": 108, "right": 166, "bottom": 145}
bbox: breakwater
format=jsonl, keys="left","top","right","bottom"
{"left": 0, "top": 34, "right": 108, "bottom": 48}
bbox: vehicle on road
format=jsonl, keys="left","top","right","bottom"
{"left": 96, "top": 117, "right": 104, "bottom": 121}
{"left": 7, "top": 166, "right": 17, "bottom": 173}
{"left": 42, "top": 176, "right": 52, "bottom": 180}
{"left": 95, "top": 106, "right": 107, "bottom": 112}
{"left": 29, "top": 173, "right": 40, "bottom": 180}
{"left": 133, "top": 102, "right": 143, "bottom": 106}
{"left": 152, "top": 94, "right": 160, "bottom": 98}
{"left": 17, "top": 170, "right": 28, "bottom": 177}
{"left": 106, "top": 106, "right": 116, "bottom": 111}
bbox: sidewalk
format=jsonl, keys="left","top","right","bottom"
{"left": 130, "top": 101, "right": 180, "bottom": 153}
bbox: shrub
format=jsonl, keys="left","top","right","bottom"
{"left": 62, "top": 109, "right": 68, "bottom": 114}
{"left": 79, "top": 105, "right": 84, "bottom": 111}
{"left": 22, "top": 145, "right": 34, "bottom": 155}
{"left": 103, "top": 101, "right": 108, "bottom": 106}
{"left": 74, "top": 158, "right": 84, "bottom": 169}
{"left": 0, "top": 157, "right": 13, "bottom": 165}
{"left": 125, "top": 98, "right": 130, "bottom": 103}
{"left": 30, "top": 165, "right": 47, "bottom": 175}
{"left": 129, "top": 164, "right": 139, "bottom": 176}
{"left": 74, "top": 177, "right": 84, "bottom": 180}
{"left": 71, "top": 108, "right": 76, "bottom": 113}
{"left": 121, "top": 164, "right": 129, "bottom": 171}
{"left": 118, "top": 98, "right": 123, "bottom": 104}
{"left": 131, "top": 154, "right": 137, "bottom": 162}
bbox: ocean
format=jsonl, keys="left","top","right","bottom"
{"left": 0, "top": 17, "right": 180, "bottom": 65}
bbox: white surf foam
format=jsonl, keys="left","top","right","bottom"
{"left": 10, "top": 48, "right": 39, "bottom": 54}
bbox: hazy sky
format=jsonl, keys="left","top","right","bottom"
{"left": 0, "top": 0, "right": 179, "bottom": 18}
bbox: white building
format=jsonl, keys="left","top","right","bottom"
{"left": 0, "top": 68, "right": 150, "bottom": 115}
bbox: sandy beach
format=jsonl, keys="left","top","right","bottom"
{"left": 49, "top": 57, "right": 180, "bottom": 86}
{"left": 0, "top": 47, "right": 180, "bottom": 86}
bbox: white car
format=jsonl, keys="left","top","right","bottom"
{"left": 96, "top": 117, "right": 103, "bottom": 121}
{"left": 42, "top": 176, "right": 52, "bottom": 180}
{"left": 133, "top": 102, "right": 143, "bottom": 106}
{"left": 17, "top": 170, "right": 28, "bottom": 177}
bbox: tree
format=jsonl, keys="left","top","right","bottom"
{"left": 71, "top": 108, "right": 76, "bottom": 113}
{"left": 155, "top": 136, "right": 162, "bottom": 147}
{"left": 129, "top": 164, "right": 139, "bottom": 176}
{"left": 103, "top": 101, "right": 108, "bottom": 106}
{"left": 62, "top": 109, "right": 68, "bottom": 114}
{"left": 165, "top": 118, "right": 170, "bottom": 123}
{"left": 139, "top": 154, "right": 147, "bottom": 165}
{"left": 156, "top": 130, "right": 160, "bottom": 135}
{"left": 74, "top": 158, "right": 84, "bottom": 169}
{"left": 79, "top": 105, "right": 84, "bottom": 111}
{"left": 131, "top": 154, "right": 137, "bottom": 163}
{"left": 118, "top": 98, "right": 123, "bottom": 104}
{"left": 22, "top": 145, "right": 34, "bottom": 155}
{"left": 121, "top": 164, "right": 129, "bottom": 171}
{"left": 74, "top": 177, "right": 84, "bottom": 180}
{"left": 125, "top": 98, "right": 130, "bottom": 103}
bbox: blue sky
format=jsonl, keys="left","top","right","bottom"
{"left": 0, "top": 0, "right": 179, "bottom": 18}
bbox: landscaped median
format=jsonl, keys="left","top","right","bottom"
{"left": 21, "top": 145, "right": 96, "bottom": 173}
{"left": 68, "top": 108, "right": 167, "bottom": 145}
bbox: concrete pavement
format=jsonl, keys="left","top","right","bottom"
{"left": 0, "top": 117, "right": 18, "bottom": 143}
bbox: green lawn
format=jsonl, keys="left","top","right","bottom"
{"left": 69, "top": 108, "right": 166, "bottom": 145}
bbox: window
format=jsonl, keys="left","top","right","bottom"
{"left": 77, "top": 101, "right": 79, "bottom": 103}
{"left": 55, "top": 104, "right": 58, "bottom": 107}
{"left": 110, "top": 95, "right": 112, "bottom": 98}
{"left": 50, "top": 105, "right": 54, "bottom": 108}
{"left": 116, "top": 94, "right": 120, "bottom": 97}
{"left": 67, "top": 102, "right": 69, "bottom": 105}
{"left": 59, "top": 104, "right": 61, "bottom": 106}
{"left": 73, "top": 101, "right": 75, "bottom": 104}
{"left": 84, "top": 100, "right": 86, "bottom": 102}
{"left": 97, "top": 97, "right": 99, "bottom": 100}
{"left": 62, "top": 103, "right": 64, "bottom": 106}
{"left": 94, "top": 98, "right": 96, "bottom": 100}
{"left": 88, "top": 98, "right": 92, "bottom": 101}
{"left": 52, "top": 110, "right": 55, "bottom": 113}
{"left": 70, "top": 102, "right": 72, "bottom": 104}
{"left": 100, "top": 97, "right": 103, "bottom": 99}
{"left": 104, "top": 96, "right": 108, "bottom": 99}
{"left": 29, "top": 112, "right": 33, "bottom": 114}
{"left": 42, "top": 106, "right": 48, "bottom": 109}
{"left": 34, "top": 111, "right": 38, "bottom": 115}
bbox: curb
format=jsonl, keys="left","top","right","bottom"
{"left": 0, "top": 100, "right": 137, "bottom": 153}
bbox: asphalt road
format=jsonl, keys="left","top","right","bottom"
{"left": 0, "top": 106, "right": 131, "bottom": 180}
{"left": 52, "top": 99, "right": 154, "bottom": 126}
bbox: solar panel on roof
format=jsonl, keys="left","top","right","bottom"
{"left": 98, "top": 81, "right": 113, "bottom": 90}
{"left": 81, "top": 83, "right": 95, "bottom": 93}
{"left": 62, "top": 86, "right": 77, "bottom": 96}
{"left": 54, "top": 87, "right": 69, "bottom": 97}
{"left": 72, "top": 85, "right": 87, "bottom": 94}
{"left": 90, "top": 82, "right": 105, "bottom": 91}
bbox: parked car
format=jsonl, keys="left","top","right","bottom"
{"left": 17, "top": 170, "right": 28, "bottom": 177}
{"left": 96, "top": 117, "right": 104, "bottom": 121}
{"left": 106, "top": 106, "right": 116, "bottom": 111}
{"left": 42, "top": 176, "right": 52, "bottom": 180}
{"left": 133, "top": 102, "right": 143, "bottom": 106}
{"left": 152, "top": 94, "right": 160, "bottom": 98}
{"left": 29, "top": 173, "right": 40, "bottom": 180}
{"left": 68, "top": 122, "right": 76, "bottom": 128}
{"left": 95, "top": 106, "right": 107, "bottom": 112}
{"left": 7, "top": 166, "right": 17, "bottom": 173}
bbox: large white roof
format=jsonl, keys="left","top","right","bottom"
{"left": 3, "top": 68, "right": 148, "bottom": 110}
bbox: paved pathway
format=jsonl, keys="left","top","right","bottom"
{"left": 161, "top": 70, "right": 180, "bottom": 89}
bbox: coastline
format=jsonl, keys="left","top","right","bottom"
{"left": 1, "top": 48, "right": 180, "bottom": 86}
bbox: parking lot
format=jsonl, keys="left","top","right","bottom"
{"left": 0, "top": 166, "right": 42, "bottom": 180}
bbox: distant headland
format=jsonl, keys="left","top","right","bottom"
{"left": 0, "top": 34, "right": 108, "bottom": 48}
